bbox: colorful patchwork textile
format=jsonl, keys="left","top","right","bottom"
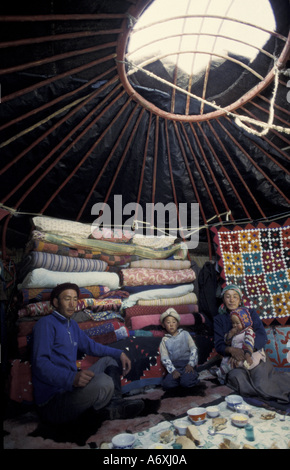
{"left": 212, "top": 220, "right": 290, "bottom": 324}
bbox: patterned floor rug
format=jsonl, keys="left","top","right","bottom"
{"left": 4, "top": 371, "right": 232, "bottom": 449}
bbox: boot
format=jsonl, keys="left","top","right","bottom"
{"left": 104, "top": 397, "right": 145, "bottom": 420}
{"left": 102, "top": 365, "right": 144, "bottom": 420}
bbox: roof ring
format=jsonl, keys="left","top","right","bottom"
{"left": 116, "top": 0, "right": 290, "bottom": 122}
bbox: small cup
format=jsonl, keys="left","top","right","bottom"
{"left": 245, "top": 424, "right": 255, "bottom": 441}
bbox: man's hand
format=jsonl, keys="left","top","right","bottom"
{"left": 73, "top": 369, "right": 95, "bottom": 387}
{"left": 120, "top": 352, "right": 131, "bottom": 376}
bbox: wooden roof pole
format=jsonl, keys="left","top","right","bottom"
{"left": 205, "top": 120, "right": 254, "bottom": 220}
{"left": 217, "top": 119, "right": 290, "bottom": 209}
{"left": 1, "top": 80, "right": 123, "bottom": 200}
{"left": 201, "top": 120, "right": 251, "bottom": 220}
{"left": 75, "top": 97, "right": 134, "bottom": 220}
{"left": 1, "top": 52, "right": 117, "bottom": 104}
{"left": 0, "top": 65, "right": 117, "bottom": 133}
{"left": 0, "top": 28, "right": 122, "bottom": 49}
{"left": 41, "top": 90, "right": 130, "bottom": 216}
{"left": 100, "top": 106, "right": 145, "bottom": 209}
{"left": 172, "top": 121, "right": 212, "bottom": 258}
{"left": 133, "top": 112, "right": 153, "bottom": 225}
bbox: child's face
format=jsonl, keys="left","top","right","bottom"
{"left": 231, "top": 314, "right": 242, "bottom": 331}
{"left": 163, "top": 316, "right": 179, "bottom": 335}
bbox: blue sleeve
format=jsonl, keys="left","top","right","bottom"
{"left": 214, "top": 314, "right": 231, "bottom": 356}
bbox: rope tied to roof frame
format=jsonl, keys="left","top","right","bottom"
{"left": 122, "top": 58, "right": 290, "bottom": 136}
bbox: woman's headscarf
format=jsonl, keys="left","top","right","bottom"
{"left": 220, "top": 284, "right": 243, "bottom": 299}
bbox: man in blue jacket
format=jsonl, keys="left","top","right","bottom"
{"left": 31, "top": 282, "right": 144, "bottom": 424}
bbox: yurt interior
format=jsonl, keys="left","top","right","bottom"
{"left": 1, "top": 0, "right": 290, "bottom": 452}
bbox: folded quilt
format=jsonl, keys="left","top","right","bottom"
{"left": 18, "top": 297, "right": 123, "bottom": 317}
{"left": 120, "top": 267, "right": 196, "bottom": 286}
{"left": 33, "top": 216, "right": 92, "bottom": 238}
{"left": 18, "top": 268, "right": 120, "bottom": 289}
{"left": 19, "top": 251, "right": 108, "bottom": 275}
{"left": 90, "top": 227, "right": 134, "bottom": 243}
{"left": 130, "top": 259, "right": 191, "bottom": 269}
{"left": 25, "top": 239, "right": 101, "bottom": 258}
{"left": 17, "top": 318, "right": 123, "bottom": 338}
{"left": 18, "top": 301, "right": 53, "bottom": 318}
{"left": 124, "top": 303, "right": 198, "bottom": 327}
{"left": 121, "top": 283, "right": 190, "bottom": 294}
{"left": 87, "top": 311, "right": 124, "bottom": 322}
{"left": 130, "top": 313, "right": 202, "bottom": 330}
{"left": 100, "top": 253, "right": 137, "bottom": 266}
{"left": 122, "top": 283, "right": 194, "bottom": 309}
{"left": 80, "top": 320, "right": 121, "bottom": 338}
{"left": 30, "top": 230, "right": 188, "bottom": 260}
{"left": 76, "top": 297, "right": 122, "bottom": 312}
{"left": 98, "top": 289, "right": 129, "bottom": 300}
{"left": 19, "top": 285, "right": 110, "bottom": 304}
{"left": 132, "top": 234, "right": 176, "bottom": 248}
{"left": 138, "top": 292, "right": 197, "bottom": 306}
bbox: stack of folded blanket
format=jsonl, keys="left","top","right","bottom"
{"left": 9, "top": 216, "right": 214, "bottom": 401}
{"left": 120, "top": 255, "right": 199, "bottom": 331}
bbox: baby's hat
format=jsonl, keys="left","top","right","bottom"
{"left": 230, "top": 307, "right": 252, "bottom": 329}
{"left": 160, "top": 308, "right": 180, "bottom": 324}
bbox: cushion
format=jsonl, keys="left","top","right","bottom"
{"left": 265, "top": 326, "right": 290, "bottom": 369}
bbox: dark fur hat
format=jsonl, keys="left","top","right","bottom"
{"left": 50, "top": 283, "right": 80, "bottom": 305}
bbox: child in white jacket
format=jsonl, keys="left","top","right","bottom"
{"left": 159, "top": 308, "right": 199, "bottom": 390}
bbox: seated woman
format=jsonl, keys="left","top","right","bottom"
{"left": 213, "top": 284, "right": 290, "bottom": 404}
{"left": 215, "top": 305, "right": 266, "bottom": 384}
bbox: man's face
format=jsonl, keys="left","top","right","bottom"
{"left": 53, "top": 289, "right": 78, "bottom": 318}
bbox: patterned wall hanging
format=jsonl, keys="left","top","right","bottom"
{"left": 211, "top": 219, "right": 290, "bottom": 325}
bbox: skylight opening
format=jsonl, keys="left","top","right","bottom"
{"left": 118, "top": 0, "right": 284, "bottom": 120}
{"left": 127, "top": 0, "right": 276, "bottom": 77}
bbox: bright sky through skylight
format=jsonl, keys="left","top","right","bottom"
{"left": 127, "top": 0, "right": 276, "bottom": 75}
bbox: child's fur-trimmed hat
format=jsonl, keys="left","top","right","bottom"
{"left": 160, "top": 308, "right": 180, "bottom": 324}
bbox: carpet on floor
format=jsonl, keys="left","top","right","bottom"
{"left": 4, "top": 373, "right": 231, "bottom": 449}
{"left": 3, "top": 371, "right": 289, "bottom": 449}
